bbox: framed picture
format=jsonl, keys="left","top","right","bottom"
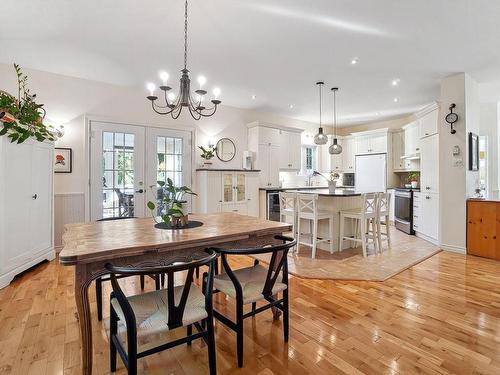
{"left": 468, "top": 132, "right": 479, "bottom": 171}
{"left": 54, "top": 147, "right": 72, "bottom": 173}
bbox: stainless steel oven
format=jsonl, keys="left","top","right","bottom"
{"left": 266, "top": 191, "right": 281, "bottom": 222}
{"left": 394, "top": 189, "right": 414, "bottom": 234}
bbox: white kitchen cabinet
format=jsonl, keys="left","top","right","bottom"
{"left": 403, "top": 122, "right": 420, "bottom": 156}
{"left": 387, "top": 189, "right": 395, "bottom": 223}
{"left": 355, "top": 132, "right": 388, "bottom": 154}
{"left": 256, "top": 143, "right": 280, "bottom": 187}
{"left": 420, "top": 134, "right": 439, "bottom": 193}
{"left": 392, "top": 131, "right": 405, "bottom": 171}
{"left": 196, "top": 170, "right": 260, "bottom": 217}
{"left": 330, "top": 151, "right": 343, "bottom": 172}
{"left": 419, "top": 110, "right": 438, "bottom": 138}
{"left": 257, "top": 126, "right": 281, "bottom": 146}
{"left": 413, "top": 192, "right": 421, "bottom": 232}
{"left": 341, "top": 137, "right": 355, "bottom": 172}
{"left": 0, "top": 138, "right": 54, "bottom": 289}
{"left": 279, "top": 130, "right": 301, "bottom": 170}
{"left": 419, "top": 193, "right": 439, "bottom": 241}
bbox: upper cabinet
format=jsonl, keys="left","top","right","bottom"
{"left": 392, "top": 131, "right": 406, "bottom": 171}
{"left": 279, "top": 130, "right": 301, "bottom": 170}
{"left": 354, "top": 130, "right": 388, "bottom": 155}
{"left": 247, "top": 123, "right": 303, "bottom": 187}
{"left": 419, "top": 109, "right": 439, "bottom": 139}
{"left": 403, "top": 121, "right": 420, "bottom": 156}
{"left": 341, "top": 136, "right": 355, "bottom": 172}
{"left": 420, "top": 134, "right": 439, "bottom": 193}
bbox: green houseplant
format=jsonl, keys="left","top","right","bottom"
{"left": 408, "top": 172, "right": 420, "bottom": 188}
{"left": 199, "top": 145, "right": 217, "bottom": 166}
{"left": 0, "top": 64, "right": 58, "bottom": 144}
{"left": 147, "top": 178, "right": 197, "bottom": 228}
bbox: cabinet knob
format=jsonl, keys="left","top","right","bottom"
{"left": 32, "top": 194, "right": 38, "bottom": 200}
{"left": 426, "top": 196, "right": 430, "bottom": 199}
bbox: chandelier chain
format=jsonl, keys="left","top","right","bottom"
{"left": 184, "top": 0, "right": 188, "bottom": 69}
{"left": 319, "top": 83, "right": 322, "bottom": 127}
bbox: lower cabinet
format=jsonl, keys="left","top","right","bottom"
{"left": 467, "top": 200, "right": 500, "bottom": 260}
{"left": 196, "top": 170, "right": 259, "bottom": 217}
{"left": 413, "top": 192, "right": 439, "bottom": 242}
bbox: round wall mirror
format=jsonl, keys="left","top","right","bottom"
{"left": 216, "top": 138, "right": 236, "bottom": 162}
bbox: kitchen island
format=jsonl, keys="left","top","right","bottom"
{"left": 284, "top": 188, "right": 363, "bottom": 252}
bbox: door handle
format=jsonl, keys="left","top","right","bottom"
{"left": 135, "top": 189, "right": 144, "bottom": 193}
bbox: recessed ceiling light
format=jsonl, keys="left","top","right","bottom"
{"left": 391, "top": 78, "right": 400, "bottom": 86}
{"left": 351, "top": 57, "right": 359, "bottom": 65}
{"left": 251, "top": 94, "right": 256, "bottom": 100}
{"left": 393, "top": 97, "right": 399, "bottom": 103}
{"left": 289, "top": 104, "right": 294, "bottom": 109}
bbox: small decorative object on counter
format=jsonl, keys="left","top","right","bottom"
{"left": 313, "top": 170, "right": 340, "bottom": 193}
{"left": 147, "top": 178, "right": 197, "bottom": 229}
{"left": 408, "top": 172, "right": 420, "bottom": 189}
{"left": 199, "top": 144, "right": 217, "bottom": 167}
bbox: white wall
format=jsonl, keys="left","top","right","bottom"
{"left": 479, "top": 103, "right": 500, "bottom": 198}
{"left": 439, "top": 73, "right": 480, "bottom": 253}
{"left": 0, "top": 63, "right": 321, "bottom": 197}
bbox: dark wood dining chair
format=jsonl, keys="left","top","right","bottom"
{"left": 206, "top": 235, "right": 296, "bottom": 367}
{"left": 95, "top": 217, "right": 164, "bottom": 321}
{"left": 106, "top": 250, "right": 219, "bottom": 375}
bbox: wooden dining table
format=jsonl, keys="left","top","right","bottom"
{"left": 59, "top": 212, "right": 292, "bottom": 375}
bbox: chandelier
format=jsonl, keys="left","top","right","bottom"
{"left": 146, "top": 0, "right": 221, "bottom": 120}
{"left": 313, "top": 82, "right": 328, "bottom": 145}
{"left": 329, "top": 87, "right": 342, "bottom": 155}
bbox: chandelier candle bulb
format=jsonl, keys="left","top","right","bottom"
{"left": 147, "top": 82, "right": 156, "bottom": 96}
{"left": 197, "top": 75, "right": 206, "bottom": 88}
{"left": 160, "top": 71, "right": 169, "bottom": 85}
{"left": 213, "top": 87, "right": 221, "bottom": 99}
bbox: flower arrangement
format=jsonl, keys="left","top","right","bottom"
{"left": 0, "top": 64, "right": 59, "bottom": 144}
{"left": 313, "top": 171, "right": 340, "bottom": 182}
{"left": 147, "top": 178, "right": 197, "bottom": 228}
{"left": 199, "top": 145, "right": 217, "bottom": 161}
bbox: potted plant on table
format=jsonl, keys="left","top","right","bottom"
{"left": 199, "top": 145, "right": 217, "bottom": 167}
{"left": 147, "top": 178, "right": 197, "bottom": 228}
{"left": 313, "top": 171, "right": 340, "bottom": 193}
{"left": 408, "top": 172, "right": 420, "bottom": 189}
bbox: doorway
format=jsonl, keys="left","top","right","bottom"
{"left": 89, "top": 121, "right": 192, "bottom": 221}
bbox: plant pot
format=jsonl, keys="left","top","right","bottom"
{"left": 171, "top": 214, "right": 189, "bottom": 228}
{"left": 328, "top": 180, "right": 337, "bottom": 193}
{"left": 411, "top": 181, "right": 418, "bottom": 189}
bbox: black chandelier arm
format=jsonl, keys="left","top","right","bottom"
{"left": 171, "top": 104, "right": 184, "bottom": 120}
{"left": 198, "top": 104, "right": 218, "bottom": 118}
{"left": 187, "top": 103, "right": 203, "bottom": 120}
{"left": 150, "top": 100, "right": 175, "bottom": 115}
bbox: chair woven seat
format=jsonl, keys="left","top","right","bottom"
{"left": 214, "top": 264, "right": 287, "bottom": 304}
{"left": 111, "top": 284, "right": 207, "bottom": 338}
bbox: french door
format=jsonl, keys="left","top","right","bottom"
{"left": 89, "top": 121, "right": 192, "bottom": 221}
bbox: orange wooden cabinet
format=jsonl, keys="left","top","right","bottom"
{"left": 467, "top": 200, "right": 500, "bottom": 260}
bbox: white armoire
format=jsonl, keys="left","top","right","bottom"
{"left": 0, "top": 136, "right": 55, "bottom": 289}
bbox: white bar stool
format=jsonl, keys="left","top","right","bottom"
{"left": 296, "top": 194, "right": 335, "bottom": 258}
{"left": 338, "top": 193, "right": 379, "bottom": 257}
{"left": 279, "top": 192, "right": 297, "bottom": 246}
{"left": 376, "top": 192, "right": 392, "bottom": 252}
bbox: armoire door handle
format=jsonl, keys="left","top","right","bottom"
{"left": 32, "top": 194, "right": 38, "bottom": 200}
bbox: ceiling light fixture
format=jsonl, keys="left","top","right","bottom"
{"left": 391, "top": 78, "right": 400, "bottom": 86}
{"left": 314, "top": 82, "right": 328, "bottom": 145}
{"left": 329, "top": 87, "right": 342, "bottom": 155}
{"left": 393, "top": 97, "right": 399, "bottom": 103}
{"left": 351, "top": 57, "right": 359, "bottom": 65}
{"left": 289, "top": 104, "right": 294, "bottom": 109}
{"left": 251, "top": 94, "right": 256, "bottom": 100}
{"left": 146, "top": 0, "right": 221, "bottom": 120}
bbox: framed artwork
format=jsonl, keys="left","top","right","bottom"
{"left": 54, "top": 147, "right": 72, "bottom": 173}
{"left": 468, "top": 132, "right": 479, "bottom": 171}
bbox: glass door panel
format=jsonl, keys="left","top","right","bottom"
{"left": 236, "top": 173, "right": 246, "bottom": 202}
{"left": 90, "top": 122, "right": 145, "bottom": 221}
{"left": 222, "top": 173, "right": 234, "bottom": 203}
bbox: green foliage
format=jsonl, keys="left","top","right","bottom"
{"left": 0, "top": 64, "right": 56, "bottom": 144}
{"left": 198, "top": 145, "right": 217, "bottom": 160}
{"left": 408, "top": 172, "right": 420, "bottom": 182}
{"left": 147, "top": 178, "right": 197, "bottom": 226}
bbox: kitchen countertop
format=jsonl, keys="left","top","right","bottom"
{"left": 259, "top": 186, "right": 353, "bottom": 191}
{"left": 284, "top": 188, "right": 361, "bottom": 197}
{"left": 196, "top": 168, "right": 261, "bottom": 172}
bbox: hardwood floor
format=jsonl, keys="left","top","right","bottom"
{"left": 2, "top": 251, "right": 500, "bottom": 374}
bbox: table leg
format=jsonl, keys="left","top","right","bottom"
{"left": 75, "top": 264, "right": 94, "bottom": 375}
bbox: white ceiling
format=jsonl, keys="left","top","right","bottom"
{"left": 1, "top": 0, "right": 500, "bottom": 126}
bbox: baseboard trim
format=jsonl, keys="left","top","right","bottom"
{"left": 0, "top": 248, "right": 55, "bottom": 289}
{"left": 415, "top": 232, "right": 439, "bottom": 246}
{"left": 440, "top": 243, "right": 466, "bottom": 254}
{"left": 54, "top": 245, "right": 63, "bottom": 254}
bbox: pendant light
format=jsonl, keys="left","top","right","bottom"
{"left": 314, "top": 81, "right": 328, "bottom": 145}
{"left": 329, "top": 87, "right": 342, "bottom": 155}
